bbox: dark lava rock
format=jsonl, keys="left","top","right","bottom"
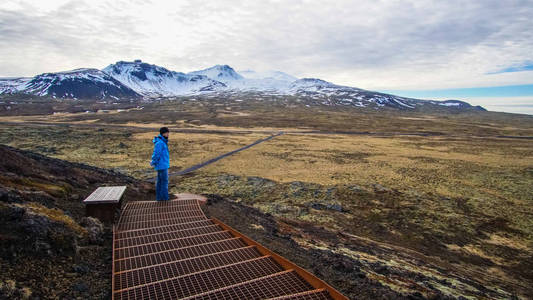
{"left": 216, "top": 174, "right": 240, "bottom": 186}
{"left": 72, "top": 264, "right": 90, "bottom": 274}
{"left": 375, "top": 265, "right": 391, "bottom": 276}
{"left": 325, "top": 187, "right": 338, "bottom": 199}
{"left": 72, "top": 281, "right": 89, "bottom": 292}
{"left": 34, "top": 145, "right": 58, "bottom": 154}
{"left": 0, "top": 280, "right": 17, "bottom": 298}
{"left": 407, "top": 292, "right": 426, "bottom": 300}
{"left": 346, "top": 184, "right": 364, "bottom": 192}
{"left": 247, "top": 176, "right": 276, "bottom": 188}
{"left": 22, "top": 190, "right": 56, "bottom": 207}
{"left": 333, "top": 256, "right": 361, "bottom": 273}
{"left": 0, "top": 203, "right": 80, "bottom": 257}
{"left": 0, "top": 280, "right": 32, "bottom": 299}
{"left": 0, "top": 202, "right": 25, "bottom": 220}
{"left": 373, "top": 183, "right": 392, "bottom": 193}
{"left": 80, "top": 216, "right": 104, "bottom": 244}
{"left": 309, "top": 202, "right": 344, "bottom": 212}
{"left": 204, "top": 193, "right": 224, "bottom": 205}
{"left": 0, "top": 187, "right": 22, "bottom": 203}
{"left": 0, "top": 144, "right": 153, "bottom": 298}
{"left": 288, "top": 181, "right": 306, "bottom": 196}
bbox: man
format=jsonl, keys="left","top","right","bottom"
{"left": 150, "top": 127, "right": 170, "bottom": 201}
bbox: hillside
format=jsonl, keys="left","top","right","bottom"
{"left": 0, "top": 143, "right": 427, "bottom": 299}
{"left": 0, "top": 69, "right": 140, "bottom": 100}
{"left": 0, "top": 145, "right": 152, "bottom": 299}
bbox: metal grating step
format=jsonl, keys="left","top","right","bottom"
{"left": 114, "top": 237, "right": 247, "bottom": 273}
{"left": 114, "top": 224, "right": 223, "bottom": 249}
{"left": 114, "top": 256, "right": 284, "bottom": 300}
{"left": 114, "top": 246, "right": 262, "bottom": 290}
{"left": 123, "top": 199, "right": 199, "bottom": 210}
{"left": 119, "top": 209, "right": 206, "bottom": 226}
{"left": 117, "top": 215, "right": 207, "bottom": 231}
{"left": 114, "top": 231, "right": 234, "bottom": 259}
{"left": 114, "top": 219, "right": 216, "bottom": 240}
{"left": 184, "top": 270, "right": 315, "bottom": 300}
{"left": 266, "top": 289, "right": 333, "bottom": 300}
{"left": 119, "top": 204, "right": 204, "bottom": 222}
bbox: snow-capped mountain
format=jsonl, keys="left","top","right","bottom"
{"left": 239, "top": 70, "right": 298, "bottom": 82}
{"left": 235, "top": 70, "right": 297, "bottom": 92}
{"left": 0, "top": 60, "right": 485, "bottom": 111}
{"left": 289, "top": 78, "right": 347, "bottom": 92}
{"left": 189, "top": 65, "right": 298, "bottom": 92}
{"left": 287, "top": 78, "right": 417, "bottom": 108}
{"left": 0, "top": 68, "right": 139, "bottom": 99}
{"left": 281, "top": 78, "right": 484, "bottom": 110}
{"left": 187, "top": 65, "right": 243, "bottom": 84}
{"left": 103, "top": 61, "right": 226, "bottom": 97}
{"left": 0, "top": 77, "right": 32, "bottom": 94}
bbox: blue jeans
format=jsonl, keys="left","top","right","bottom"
{"left": 156, "top": 169, "right": 169, "bottom": 201}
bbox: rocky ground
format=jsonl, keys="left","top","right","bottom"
{"left": 0, "top": 145, "right": 152, "bottom": 299}
{"left": 175, "top": 174, "right": 531, "bottom": 299}
{"left": 202, "top": 193, "right": 524, "bottom": 300}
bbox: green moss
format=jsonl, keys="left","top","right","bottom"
{"left": 22, "top": 202, "right": 87, "bottom": 236}
{"left": 19, "top": 179, "right": 71, "bottom": 198}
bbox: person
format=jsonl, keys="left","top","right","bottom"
{"left": 150, "top": 127, "right": 170, "bottom": 201}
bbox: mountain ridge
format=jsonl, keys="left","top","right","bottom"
{"left": 0, "top": 60, "right": 485, "bottom": 111}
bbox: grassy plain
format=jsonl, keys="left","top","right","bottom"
{"left": 1, "top": 98, "right": 532, "bottom": 298}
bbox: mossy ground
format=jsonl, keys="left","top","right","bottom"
{"left": 0, "top": 144, "right": 152, "bottom": 299}
{"left": 1, "top": 99, "right": 532, "bottom": 298}
{"left": 21, "top": 202, "right": 87, "bottom": 236}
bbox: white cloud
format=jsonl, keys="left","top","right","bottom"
{"left": 1, "top": 0, "right": 532, "bottom": 90}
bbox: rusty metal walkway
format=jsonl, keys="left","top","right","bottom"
{"left": 112, "top": 194, "right": 347, "bottom": 300}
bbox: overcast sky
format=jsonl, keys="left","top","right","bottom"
{"left": 1, "top": 0, "right": 532, "bottom": 92}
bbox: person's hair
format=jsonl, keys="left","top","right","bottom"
{"left": 159, "top": 127, "right": 169, "bottom": 135}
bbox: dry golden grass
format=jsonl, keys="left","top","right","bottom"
{"left": 127, "top": 131, "right": 268, "bottom": 176}
{"left": 8, "top": 129, "right": 265, "bottom": 179}
{"left": 199, "top": 133, "right": 532, "bottom": 199}
{"left": 192, "top": 133, "right": 533, "bottom": 248}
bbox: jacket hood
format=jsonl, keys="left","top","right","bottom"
{"left": 152, "top": 134, "right": 168, "bottom": 144}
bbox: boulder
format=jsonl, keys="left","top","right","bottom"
{"left": 0, "top": 280, "right": 32, "bottom": 299}
{"left": 308, "top": 201, "right": 345, "bottom": 212}
{"left": 80, "top": 217, "right": 104, "bottom": 244}
{"left": 0, "top": 203, "right": 81, "bottom": 257}
{"left": 0, "top": 187, "right": 22, "bottom": 203}
{"left": 373, "top": 184, "right": 392, "bottom": 193}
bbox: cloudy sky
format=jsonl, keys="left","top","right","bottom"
{"left": 1, "top": 0, "right": 533, "bottom": 112}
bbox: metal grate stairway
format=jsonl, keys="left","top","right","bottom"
{"left": 112, "top": 195, "right": 347, "bottom": 300}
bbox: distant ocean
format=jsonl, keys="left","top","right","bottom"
{"left": 479, "top": 104, "right": 533, "bottom": 115}
{"left": 380, "top": 88, "right": 533, "bottom": 116}
{"left": 457, "top": 97, "right": 533, "bottom": 115}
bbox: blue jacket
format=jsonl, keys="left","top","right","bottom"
{"left": 150, "top": 135, "right": 169, "bottom": 170}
